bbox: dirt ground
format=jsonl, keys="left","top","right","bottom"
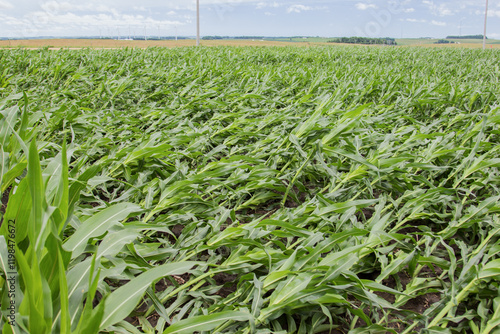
{"left": 0, "top": 38, "right": 323, "bottom": 49}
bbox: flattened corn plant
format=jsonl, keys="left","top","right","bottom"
{"left": 1, "top": 46, "right": 500, "bottom": 333}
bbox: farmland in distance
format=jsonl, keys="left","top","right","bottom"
{"left": 1, "top": 46, "right": 500, "bottom": 333}
{"left": 2, "top": 38, "right": 500, "bottom": 49}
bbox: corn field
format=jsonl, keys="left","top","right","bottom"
{"left": 1, "top": 46, "right": 500, "bottom": 333}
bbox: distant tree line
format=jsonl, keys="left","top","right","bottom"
{"left": 328, "top": 37, "right": 397, "bottom": 45}
{"left": 233, "top": 36, "right": 266, "bottom": 40}
{"left": 446, "top": 35, "right": 487, "bottom": 39}
{"left": 434, "top": 39, "right": 456, "bottom": 44}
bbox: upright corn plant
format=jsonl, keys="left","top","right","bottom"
{"left": 0, "top": 101, "right": 94, "bottom": 333}
{"left": 0, "top": 102, "right": 199, "bottom": 333}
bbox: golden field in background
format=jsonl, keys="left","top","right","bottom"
{"left": 0, "top": 38, "right": 318, "bottom": 49}
{"left": 1, "top": 38, "right": 499, "bottom": 49}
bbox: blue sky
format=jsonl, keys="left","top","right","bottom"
{"left": 0, "top": 0, "right": 497, "bottom": 39}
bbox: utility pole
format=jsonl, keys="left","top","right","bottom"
{"left": 483, "top": 0, "right": 489, "bottom": 50}
{"left": 196, "top": 0, "right": 200, "bottom": 46}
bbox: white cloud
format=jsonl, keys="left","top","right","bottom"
{"left": 422, "top": 1, "right": 454, "bottom": 16}
{"left": 256, "top": 2, "right": 280, "bottom": 10}
{"left": 402, "top": 8, "right": 415, "bottom": 13}
{"left": 22, "top": 10, "right": 184, "bottom": 35}
{"left": 264, "top": 11, "right": 275, "bottom": 16}
{"left": 355, "top": 3, "right": 377, "bottom": 11}
{"left": 0, "top": 0, "right": 13, "bottom": 9}
{"left": 438, "top": 7, "right": 452, "bottom": 16}
{"left": 40, "top": 1, "right": 72, "bottom": 13}
{"left": 0, "top": 13, "right": 25, "bottom": 27}
{"left": 40, "top": 1, "right": 118, "bottom": 15}
{"left": 488, "top": 10, "right": 500, "bottom": 18}
{"left": 287, "top": 4, "right": 312, "bottom": 13}
{"left": 431, "top": 20, "right": 446, "bottom": 26}
{"left": 406, "top": 18, "right": 426, "bottom": 23}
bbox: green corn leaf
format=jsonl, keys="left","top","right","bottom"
{"left": 53, "top": 140, "right": 69, "bottom": 230}
{"left": 100, "top": 261, "right": 200, "bottom": 330}
{"left": 0, "top": 236, "right": 9, "bottom": 277}
{"left": 51, "top": 259, "right": 90, "bottom": 329}
{"left": 1, "top": 160, "right": 27, "bottom": 193}
{"left": 67, "top": 165, "right": 100, "bottom": 215}
{"left": 14, "top": 247, "right": 47, "bottom": 333}
{"left": 95, "top": 228, "right": 140, "bottom": 259}
{"left": 376, "top": 250, "right": 416, "bottom": 283}
{"left": 268, "top": 273, "right": 312, "bottom": 307}
{"left": 455, "top": 157, "right": 500, "bottom": 187}
{"left": 251, "top": 274, "right": 264, "bottom": 318}
{"left": 0, "top": 147, "right": 8, "bottom": 190}
{"left": 294, "top": 95, "right": 333, "bottom": 138}
{"left": 0, "top": 178, "right": 30, "bottom": 243}
{"left": 0, "top": 106, "right": 18, "bottom": 149}
{"left": 123, "top": 144, "right": 173, "bottom": 166}
{"left": 27, "top": 140, "right": 46, "bottom": 254}
{"left": 478, "top": 259, "right": 500, "bottom": 280}
{"left": 57, "top": 249, "right": 70, "bottom": 334}
{"left": 63, "top": 202, "right": 141, "bottom": 257}
{"left": 163, "top": 310, "right": 251, "bottom": 334}
{"left": 481, "top": 296, "right": 500, "bottom": 334}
